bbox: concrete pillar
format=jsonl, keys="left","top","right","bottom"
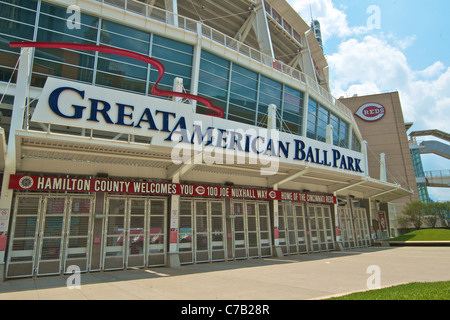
{"left": 0, "top": 48, "right": 33, "bottom": 281}
{"left": 272, "top": 184, "right": 283, "bottom": 257}
{"left": 326, "top": 124, "right": 333, "bottom": 145}
{"left": 380, "top": 153, "right": 387, "bottom": 182}
{"left": 168, "top": 173, "right": 181, "bottom": 267}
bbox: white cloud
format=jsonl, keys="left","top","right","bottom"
{"left": 287, "top": 0, "right": 450, "bottom": 200}
{"left": 288, "top": 0, "right": 369, "bottom": 42}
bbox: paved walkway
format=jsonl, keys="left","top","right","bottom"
{"left": 1, "top": 247, "right": 450, "bottom": 300}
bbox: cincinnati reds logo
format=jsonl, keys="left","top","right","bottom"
{"left": 354, "top": 103, "right": 385, "bottom": 122}
{"left": 195, "top": 186, "right": 206, "bottom": 195}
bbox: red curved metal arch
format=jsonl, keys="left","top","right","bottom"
{"left": 9, "top": 41, "right": 224, "bottom": 118}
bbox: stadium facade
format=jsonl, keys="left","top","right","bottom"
{"left": 0, "top": 0, "right": 412, "bottom": 279}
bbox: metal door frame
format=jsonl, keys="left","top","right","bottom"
{"left": 231, "top": 201, "right": 247, "bottom": 259}
{"left": 103, "top": 197, "right": 128, "bottom": 271}
{"left": 306, "top": 205, "right": 321, "bottom": 252}
{"left": 257, "top": 202, "right": 272, "bottom": 258}
{"left": 322, "top": 206, "right": 335, "bottom": 251}
{"left": 178, "top": 199, "right": 194, "bottom": 264}
{"left": 293, "top": 204, "right": 308, "bottom": 253}
{"left": 230, "top": 200, "right": 270, "bottom": 260}
{"left": 6, "top": 195, "right": 43, "bottom": 278}
{"left": 147, "top": 198, "right": 167, "bottom": 267}
{"left": 63, "top": 196, "right": 95, "bottom": 274}
{"left": 209, "top": 200, "right": 226, "bottom": 262}
{"left": 126, "top": 198, "right": 148, "bottom": 269}
{"left": 193, "top": 199, "right": 226, "bottom": 263}
{"left": 36, "top": 196, "right": 68, "bottom": 276}
{"left": 102, "top": 196, "right": 168, "bottom": 270}
{"left": 6, "top": 194, "right": 95, "bottom": 278}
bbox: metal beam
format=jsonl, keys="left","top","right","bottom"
{"left": 267, "top": 167, "right": 310, "bottom": 187}
{"left": 252, "top": 0, "right": 274, "bottom": 58}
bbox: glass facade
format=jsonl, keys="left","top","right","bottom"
{"left": 307, "top": 98, "right": 349, "bottom": 148}
{"left": 410, "top": 147, "right": 431, "bottom": 203}
{"left": 0, "top": 0, "right": 360, "bottom": 150}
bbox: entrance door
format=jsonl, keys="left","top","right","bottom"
{"left": 179, "top": 200, "right": 194, "bottom": 264}
{"left": 177, "top": 199, "right": 225, "bottom": 264}
{"left": 294, "top": 205, "right": 308, "bottom": 253}
{"left": 195, "top": 201, "right": 209, "bottom": 262}
{"left": 6, "top": 196, "right": 42, "bottom": 278}
{"left": 148, "top": 199, "right": 166, "bottom": 266}
{"left": 232, "top": 202, "right": 247, "bottom": 259}
{"left": 210, "top": 201, "right": 226, "bottom": 261}
{"left": 36, "top": 197, "right": 66, "bottom": 276}
{"left": 231, "top": 201, "right": 271, "bottom": 260}
{"left": 103, "top": 197, "right": 167, "bottom": 270}
{"left": 64, "top": 197, "right": 93, "bottom": 273}
{"left": 6, "top": 195, "right": 94, "bottom": 279}
{"left": 354, "top": 208, "right": 370, "bottom": 247}
{"left": 307, "top": 205, "right": 334, "bottom": 252}
{"left": 127, "top": 199, "right": 146, "bottom": 268}
{"left": 323, "top": 206, "right": 335, "bottom": 251}
{"left": 247, "top": 203, "right": 259, "bottom": 258}
{"left": 307, "top": 206, "right": 321, "bottom": 252}
{"left": 337, "top": 207, "right": 355, "bottom": 249}
{"left": 258, "top": 203, "right": 272, "bottom": 257}
{"left": 104, "top": 198, "right": 127, "bottom": 270}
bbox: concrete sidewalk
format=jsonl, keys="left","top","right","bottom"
{"left": 1, "top": 246, "right": 450, "bottom": 300}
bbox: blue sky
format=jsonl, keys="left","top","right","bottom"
{"left": 288, "top": 0, "right": 450, "bottom": 201}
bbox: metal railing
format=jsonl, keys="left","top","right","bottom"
{"left": 93, "top": 0, "right": 356, "bottom": 125}
{"left": 425, "top": 170, "right": 450, "bottom": 179}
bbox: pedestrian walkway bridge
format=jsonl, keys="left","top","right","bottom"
{"left": 425, "top": 170, "right": 450, "bottom": 188}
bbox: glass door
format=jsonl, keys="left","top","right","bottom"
{"left": 127, "top": 199, "right": 146, "bottom": 268}
{"left": 103, "top": 198, "right": 126, "bottom": 270}
{"left": 307, "top": 206, "right": 320, "bottom": 252}
{"left": 64, "top": 197, "right": 93, "bottom": 273}
{"left": 258, "top": 203, "right": 272, "bottom": 257}
{"left": 286, "top": 204, "right": 298, "bottom": 254}
{"left": 148, "top": 199, "right": 166, "bottom": 266}
{"left": 210, "top": 201, "right": 225, "bottom": 262}
{"left": 6, "top": 196, "right": 41, "bottom": 278}
{"left": 178, "top": 200, "right": 193, "bottom": 264}
{"left": 247, "top": 203, "right": 259, "bottom": 258}
{"left": 36, "top": 197, "right": 66, "bottom": 276}
{"left": 277, "top": 204, "right": 288, "bottom": 254}
{"left": 294, "top": 204, "right": 308, "bottom": 253}
{"left": 195, "top": 201, "right": 209, "bottom": 263}
{"left": 233, "top": 202, "right": 247, "bottom": 259}
{"left": 323, "top": 206, "right": 335, "bottom": 251}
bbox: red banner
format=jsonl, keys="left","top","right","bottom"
{"left": 9, "top": 175, "right": 336, "bottom": 204}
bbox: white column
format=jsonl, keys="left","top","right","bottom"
{"left": 173, "top": 77, "right": 183, "bottom": 103}
{"left": 302, "top": 90, "right": 309, "bottom": 137}
{"left": 326, "top": 124, "right": 333, "bottom": 144}
{"left": 168, "top": 173, "right": 181, "bottom": 267}
{"left": 189, "top": 22, "right": 202, "bottom": 113}
{"left": 0, "top": 48, "right": 33, "bottom": 279}
{"left": 380, "top": 153, "right": 387, "bottom": 182}
{"left": 165, "top": 0, "right": 178, "bottom": 27}
{"left": 253, "top": 0, "right": 275, "bottom": 59}
{"left": 267, "top": 104, "right": 277, "bottom": 130}
{"left": 362, "top": 140, "right": 369, "bottom": 177}
{"left": 272, "top": 184, "right": 283, "bottom": 257}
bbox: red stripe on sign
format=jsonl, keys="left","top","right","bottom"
{"left": 9, "top": 41, "right": 225, "bottom": 118}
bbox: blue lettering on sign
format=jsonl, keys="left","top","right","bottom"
{"left": 47, "top": 86, "right": 364, "bottom": 174}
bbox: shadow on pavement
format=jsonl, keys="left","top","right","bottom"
{"left": 0, "top": 247, "right": 395, "bottom": 294}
